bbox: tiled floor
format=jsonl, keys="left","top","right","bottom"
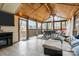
{"left": 0, "top": 36, "right": 46, "bottom": 56}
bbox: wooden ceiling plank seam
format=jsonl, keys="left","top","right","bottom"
{"left": 28, "top": 4, "right": 42, "bottom": 10}
{"left": 21, "top": 3, "right": 34, "bottom": 10}
{"left": 18, "top": 5, "right": 31, "bottom": 15}
{"left": 27, "top": 13, "right": 44, "bottom": 22}
{"left": 28, "top": 4, "right": 43, "bottom": 15}
{"left": 30, "top": 14, "right": 41, "bottom": 21}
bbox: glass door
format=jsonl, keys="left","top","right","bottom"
{"left": 28, "top": 20, "right": 36, "bottom": 37}
{"left": 19, "top": 18, "right": 27, "bottom": 41}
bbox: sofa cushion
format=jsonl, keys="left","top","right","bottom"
{"left": 51, "top": 33, "right": 58, "bottom": 39}
{"left": 54, "top": 36, "right": 65, "bottom": 43}
{"left": 58, "top": 36, "right": 65, "bottom": 41}
{"left": 71, "top": 39, "right": 79, "bottom": 48}
{"left": 71, "top": 39, "right": 79, "bottom": 56}
{"left": 43, "top": 39, "right": 62, "bottom": 51}
{"left": 70, "top": 35, "right": 76, "bottom": 41}
{"left": 71, "top": 42, "right": 79, "bottom": 48}
{"left": 62, "top": 41, "right": 72, "bottom": 52}
{"left": 72, "top": 45, "right": 79, "bottom": 56}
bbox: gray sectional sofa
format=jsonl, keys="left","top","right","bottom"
{"left": 43, "top": 35, "right": 79, "bottom": 56}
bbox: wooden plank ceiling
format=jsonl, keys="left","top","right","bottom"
{"left": 16, "top": 3, "right": 79, "bottom": 22}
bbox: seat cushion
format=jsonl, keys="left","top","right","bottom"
{"left": 62, "top": 41, "right": 72, "bottom": 52}
{"left": 43, "top": 39, "right": 62, "bottom": 51}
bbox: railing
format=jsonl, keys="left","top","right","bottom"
{"left": 20, "top": 29, "right": 42, "bottom": 39}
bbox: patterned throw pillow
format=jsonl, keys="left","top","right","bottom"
{"left": 64, "top": 37, "right": 71, "bottom": 44}
{"left": 71, "top": 39, "right": 79, "bottom": 48}
{"left": 55, "top": 36, "right": 65, "bottom": 43}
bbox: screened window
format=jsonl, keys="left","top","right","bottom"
{"left": 48, "top": 23, "right": 52, "bottom": 30}
{"left": 62, "top": 22, "right": 66, "bottom": 29}
{"left": 28, "top": 20, "right": 36, "bottom": 29}
{"left": 54, "top": 22, "right": 61, "bottom": 29}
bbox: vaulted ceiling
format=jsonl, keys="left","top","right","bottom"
{"left": 0, "top": 3, "right": 79, "bottom": 22}
{"left": 16, "top": 3, "right": 79, "bottom": 22}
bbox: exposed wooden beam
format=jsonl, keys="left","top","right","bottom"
{"left": 43, "top": 4, "right": 51, "bottom": 14}
{"left": 74, "top": 8, "right": 79, "bottom": 16}
{"left": 47, "top": 4, "right": 54, "bottom": 15}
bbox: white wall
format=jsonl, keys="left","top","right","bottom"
{"left": 1, "top": 15, "right": 19, "bottom": 43}
{"left": 1, "top": 3, "right": 20, "bottom": 14}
